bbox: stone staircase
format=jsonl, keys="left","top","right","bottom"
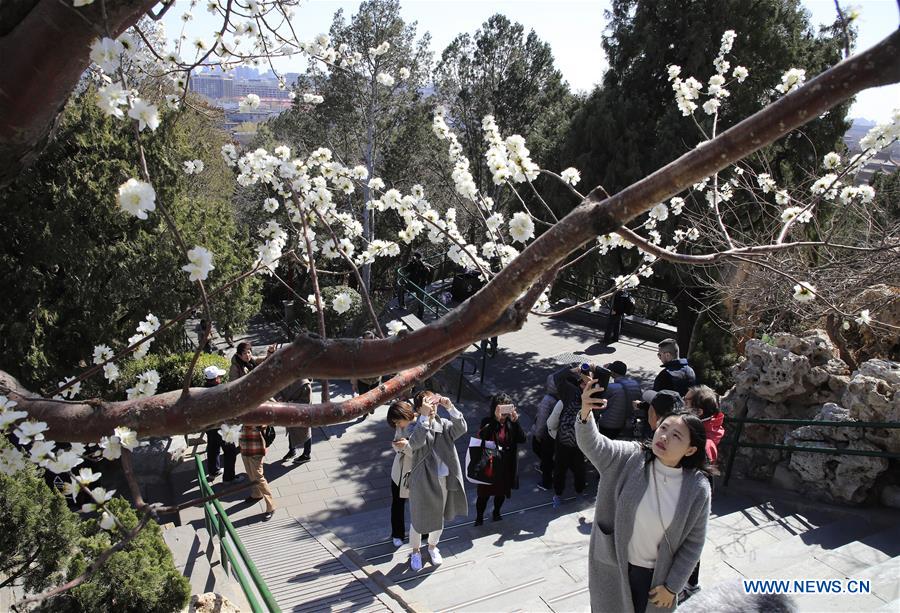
{"left": 321, "top": 479, "right": 900, "bottom": 612}
{"left": 162, "top": 523, "right": 253, "bottom": 611}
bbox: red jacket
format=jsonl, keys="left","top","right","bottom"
{"left": 703, "top": 412, "right": 725, "bottom": 463}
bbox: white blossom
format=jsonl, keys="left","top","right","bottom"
{"left": 127, "top": 98, "right": 160, "bottom": 132}
{"left": 97, "top": 83, "right": 128, "bottom": 118}
{"left": 302, "top": 93, "right": 324, "bottom": 104}
{"left": 386, "top": 320, "right": 405, "bottom": 336}
{"left": 114, "top": 426, "right": 142, "bottom": 451}
{"left": 822, "top": 152, "right": 841, "bottom": 169}
{"left": 14, "top": 421, "right": 49, "bottom": 445}
{"left": 92, "top": 344, "right": 114, "bottom": 365}
{"left": 775, "top": 68, "right": 806, "bottom": 94}
{"left": 398, "top": 67, "right": 411, "bottom": 80}
{"left": 508, "top": 212, "right": 535, "bottom": 244}
{"left": 332, "top": 292, "right": 353, "bottom": 315}
{"left": 56, "top": 376, "right": 81, "bottom": 400}
{"left": 99, "top": 511, "right": 117, "bottom": 531}
{"left": 239, "top": 93, "right": 261, "bottom": 112}
{"left": 263, "top": 197, "right": 280, "bottom": 213}
{"left": 89, "top": 37, "right": 124, "bottom": 73}
{"left": 732, "top": 66, "right": 749, "bottom": 82}
{"left": 116, "top": 178, "right": 156, "bottom": 220}
{"left": 103, "top": 362, "right": 120, "bottom": 382}
{"left": 560, "top": 167, "right": 581, "bottom": 185}
{"left": 855, "top": 309, "right": 872, "bottom": 326}
{"left": 0, "top": 447, "right": 27, "bottom": 476}
{"left": 756, "top": 173, "right": 776, "bottom": 193}
{"left": 219, "top": 424, "right": 241, "bottom": 445}
{"left": 780, "top": 206, "right": 812, "bottom": 224}
{"left": 29, "top": 440, "right": 56, "bottom": 467}
{"left": 126, "top": 369, "right": 160, "bottom": 400}
{"left": 792, "top": 282, "right": 816, "bottom": 302}
{"left": 369, "top": 41, "right": 390, "bottom": 57}
{"left": 376, "top": 72, "right": 395, "bottom": 87}
{"left": 46, "top": 449, "right": 84, "bottom": 474}
{"left": 182, "top": 246, "right": 214, "bottom": 282}
{"left": 649, "top": 203, "right": 669, "bottom": 221}
{"left": 0, "top": 407, "right": 28, "bottom": 431}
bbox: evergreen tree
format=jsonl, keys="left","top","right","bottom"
{"left": 0, "top": 91, "right": 260, "bottom": 389}
{"left": 562, "top": 0, "right": 851, "bottom": 352}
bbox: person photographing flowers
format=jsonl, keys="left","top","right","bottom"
{"left": 473, "top": 393, "right": 526, "bottom": 526}
{"left": 406, "top": 391, "right": 468, "bottom": 572}
{"left": 576, "top": 375, "right": 712, "bottom": 613}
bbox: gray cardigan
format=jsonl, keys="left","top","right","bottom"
{"left": 407, "top": 408, "right": 468, "bottom": 534}
{"left": 576, "top": 416, "right": 710, "bottom": 613}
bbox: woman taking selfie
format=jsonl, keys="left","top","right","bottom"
{"left": 406, "top": 391, "right": 468, "bottom": 571}
{"left": 474, "top": 393, "right": 526, "bottom": 525}
{"left": 386, "top": 400, "right": 416, "bottom": 547}
{"left": 576, "top": 375, "right": 712, "bottom": 613}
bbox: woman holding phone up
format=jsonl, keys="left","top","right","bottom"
{"left": 576, "top": 375, "right": 712, "bottom": 613}
{"left": 474, "top": 393, "right": 526, "bottom": 525}
{"left": 406, "top": 391, "right": 468, "bottom": 571}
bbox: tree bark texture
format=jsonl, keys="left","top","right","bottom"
{"left": 0, "top": 0, "right": 158, "bottom": 188}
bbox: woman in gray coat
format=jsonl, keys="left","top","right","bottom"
{"left": 576, "top": 376, "right": 712, "bottom": 613}
{"left": 406, "top": 391, "right": 468, "bottom": 572}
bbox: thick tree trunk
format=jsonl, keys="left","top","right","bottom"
{"left": 0, "top": 0, "right": 157, "bottom": 188}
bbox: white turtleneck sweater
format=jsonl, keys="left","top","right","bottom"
{"left": 627, "top": 460, "right": 684, "bottom": 568}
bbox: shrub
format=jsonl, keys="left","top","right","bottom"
{"left": 114, "top": 352, "right": 231, "bottom": 396}
{"left": 41, "top": 497, "right": 190, "bottom": 613}
{"left": 689, "top": 313, "right": 739, "bottom": 393}
{"left": 0, "top": 456, "right": 79, "bottom": 593}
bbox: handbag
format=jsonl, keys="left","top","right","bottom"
{"left": 465, "top": 436, "right": 501, "bottom": 485}
{"left": 260, "top": 425, "right": 276, "bottom": 447}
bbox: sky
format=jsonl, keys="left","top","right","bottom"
{"left": 162, "top": 0, "right": 899, "bottom": 121}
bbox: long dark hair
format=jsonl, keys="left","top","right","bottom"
{"left": 643, "top": 411, "right": 718, "bottom": 477}
{"left": 489, "top": 392, "right": 513, "bottom": 416}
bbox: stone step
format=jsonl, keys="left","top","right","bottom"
{"left": 772, "top": 550, "right": 890, "bottom": 612}
{"left": 725, "top": 517, "right": 883, "bottom": 577}
{"left": 704, "top": 501, "right": 830, "bottom": 559}
{"left": 853, "top": 556, "right": 900, "bottom": 604}
{"left": 814, "top": 524, "right": 900, "bottom": 577}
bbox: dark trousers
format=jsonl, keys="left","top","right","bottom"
{"left": 553, "top": 443, "right": 585, "bottom": 495}
{"left": 533, "top": 435, "right": 555, "bottom": 488}
{"left": 390, "top": 480, "right": 407, "bottom": 540}
{"left": 475, "top": 495, "right": 505, "bottom": 520}
{"left": 206, "top": 429, "right": 238, "bottom": 481}
{"left": 686, "top": 560, "right": 701, "bottom": 591}
{"left": 628, "top": 563, "right": 654, "bottom": 613}
{"left": 604, "top": 314, "right": 623, "bottom": 343}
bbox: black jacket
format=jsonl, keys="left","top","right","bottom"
{"left": 653, "top": 358, "right": 697, "bottom": 396}
{"left": 478, "top": 416, "right": 526, "bottom": 491}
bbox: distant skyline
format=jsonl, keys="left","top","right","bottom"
{"left": 162, "top": 0, "right": 898, "bottom": 122}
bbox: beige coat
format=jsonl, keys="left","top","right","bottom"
{"left": 390, "top": 426, "right": 413, "bottom": 498}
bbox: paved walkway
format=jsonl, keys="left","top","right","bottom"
{"left": 174, "top": 311, "right": 660, "bottom": 611}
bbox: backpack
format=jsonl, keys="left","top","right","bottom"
{"left": 261, "top": 426, "right": 276, "bottom": 447}
{"left": 621, "top": 292, "right": 636, "bottom": 316}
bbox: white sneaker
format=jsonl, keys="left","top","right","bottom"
{"left": 429, "top": 546, "right": 443, "bottom": 565}
{"left": 392, "top": 537, "right": 403, "bottom": 548}
{"left": 410, "top": 551, "right": 423, "bottom": 572}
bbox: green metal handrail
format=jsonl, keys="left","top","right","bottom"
{"left": 194, "top": 455, "right": 281, "bottom": 613}
{"left": 721, "top": 416, "right": 900, "bottom": 486}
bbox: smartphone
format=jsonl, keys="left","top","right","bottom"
{"left": 592, "top": 367, "right": 611, "bottom": 393}
{"left": 497, "top": 404, "right": 514, "bottom": 415}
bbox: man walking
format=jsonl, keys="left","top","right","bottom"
{"left": 203, "top": 366, "right": 239, "bottom": 481}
